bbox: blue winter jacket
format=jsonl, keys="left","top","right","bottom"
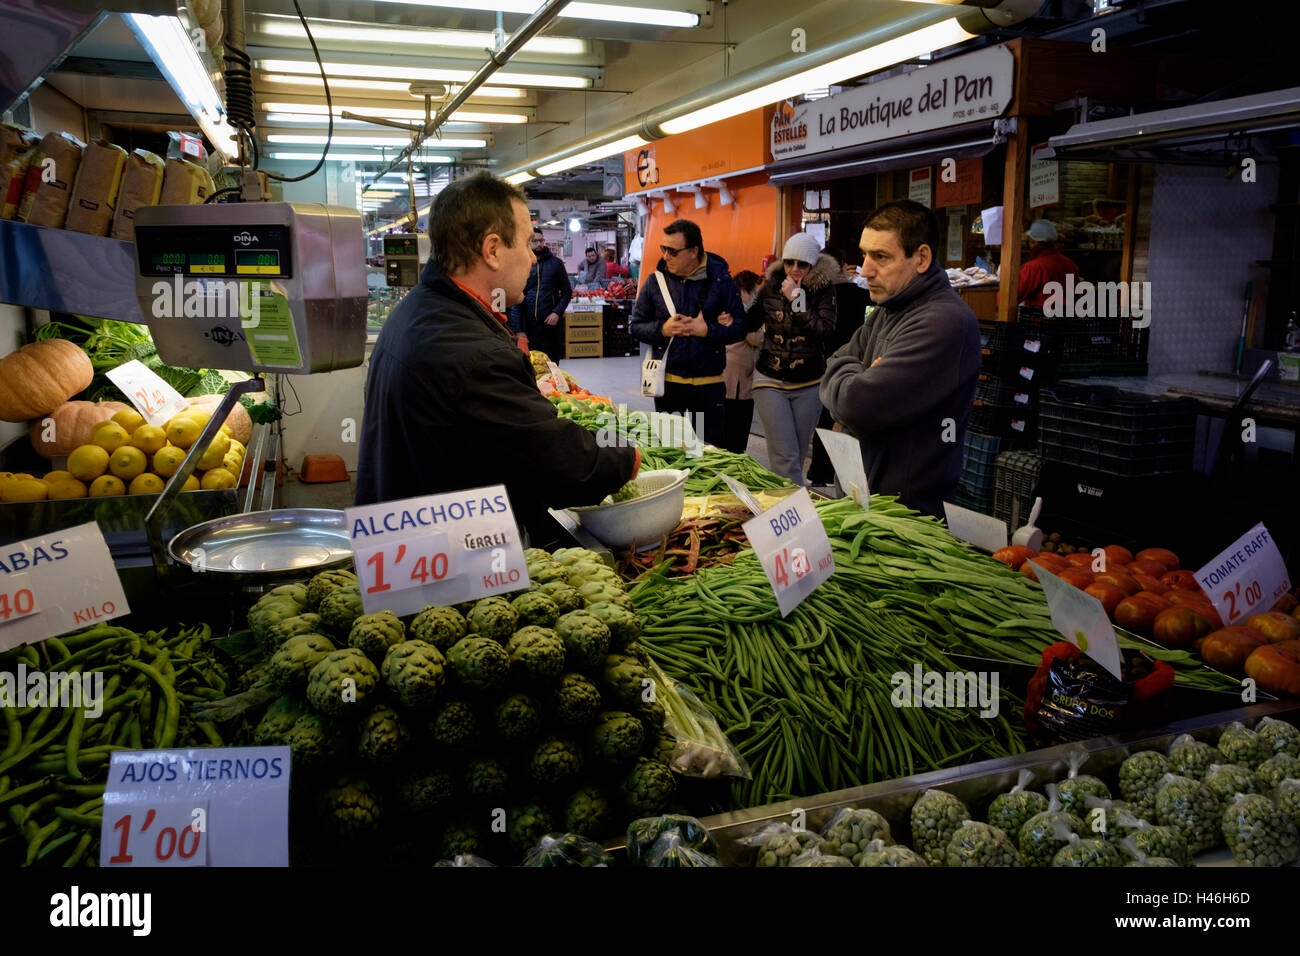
{"left": 629, "top": 252, "right": 749, "bottom": 378}
{"left": 507, "top": 247, "right": 572, "bottom": 334}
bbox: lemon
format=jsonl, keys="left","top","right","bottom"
{"left": 68, "top": 444, "right": 111, "bottom": 482}
{"left": 42, "top": 470, "right": 73, "bottom": 482}
{"left": 166, "top": 417, "right": 203, "bottom": 449}
{"left": 46, "top": 476, "right": 87, "bottom": 499}
{"left": 153, "top": 446, "right": 187, "bottom": 477}
{"left": 196, "top": 432, "right": 231, "bottom": 470}
{"left": 181, "top": 474, "right": 200, "bottom": 492}
{"left": 111, "top": 408, "right": 146, "bottom": 434}
{"left": 223, "top": 452, "right": 244, "bottom": 475}
{"left": 90, "top": 420, "right": 129, "bottom": 452}
{"left": 200, "top": 467, "right": 236, "bottom": 490}
{"left": 128, "top": 473, "right": 166, "bottom": 495}
{"left": 227, "top": 438, "right": 246, "bottom": 458}
{"left": 108, "top": 445, "right": 147, "bottom": 482}
{"left": 184, "top": 406, "right": 212, "bottom": 426}
{"left": 219, "top": 423, "right": 233, "bottom": 436}
{"left": 0, "top": 477, "right": 48, "bottom": 502}
{"left": 88, "top": 475, "right": 126, "bottom": 497}
{"left": 130, "top": 423, "right": 167, "bottom": 455}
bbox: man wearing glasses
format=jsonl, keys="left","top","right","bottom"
{"left": 507, "top": 227, "right": 571, "bottom": 360}
{"left": 629, "top": 219, "right": 749, "bottom": 446}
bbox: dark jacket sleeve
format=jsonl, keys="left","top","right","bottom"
{"left": 819, "top": 313, "right": 970, "bottom": 434}
{"left": 547, "top": 258, "right": 573, "bottom": 318}
{"left": 629, "top": 278, "right": 668, "bottom": 347}
{"left": 703, "top": 276, "right": 751, "bottom": 345}
{"left": 799, "top": 282, "right": 838, "bottom": 338}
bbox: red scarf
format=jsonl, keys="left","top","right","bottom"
{"left": 451, "top": 278, "right": 510, "bottom": 326}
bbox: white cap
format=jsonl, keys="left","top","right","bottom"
{"left": 782, "top": 232, "right": 821, "bottom": 265}
{"left": 1027, "top": 219, "right": 1058, "bottom": 242}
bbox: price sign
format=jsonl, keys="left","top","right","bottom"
{"left": 546, "top": 361, "right": 570, "bottom": 393}
{"left": 0, "top": 523, "right": 130, "bottom": 653}
{"left": 0, "top": 571, "right": 39, "bottom": 625}
{"left": 719, "top": 474, "right": 763, "bottom": 515}
{"left": 1194, "top": 523, "right": 1291, "bottom": 626}
{"left": 942, "top": 503, "right": 1008, "bottom": 553}
{"left": 814, "top": 428, "right": 869, "bottom": 507}
{"left": 106, "top": 359, "right": 189, "bottom": 425}
{"left": 100, "top": 747, "right": 289, "bottom": 866}
{"left": 1030, "top": 560, "right": 1122, "bottom": 679}
{"left": 345, "top": 485, "right": 529, "bottom": 616}
{"left": 742, "top": 488, "right": 834, "bottom": 616}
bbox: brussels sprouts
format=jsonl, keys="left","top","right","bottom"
{"left": 1119, "top": 750, "right": 1170, "bottom": 815}
{"left": 946, "top": 821, "right": 1021, "bottom": 867}
{"left": 1222, "top": 793, "right": 1300, "bottom": 867}
{"left": 910, "top": 789, "right": 970, "bottom": 867}
{"left": 1217, "top": 722, "right": 1265, "bottom": 769}
{"left": 1204, "top": 763, "right": 1258, "bottom": 803}
{"left": 1155, "top": 774, "right": 1222, "bottom": 854}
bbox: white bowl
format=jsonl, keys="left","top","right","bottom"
{"left": 565, "top": 469, "right": 689, "bottom": 552}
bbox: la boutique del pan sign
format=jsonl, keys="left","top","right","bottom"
{"left": 770, "top": 46, "right": 1014, "bottom": 161}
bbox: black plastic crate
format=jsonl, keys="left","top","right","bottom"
{"left": 1037, "top": 385, "right": 1196, "bottom": 477}
{"left": 969, "top": 402, "right": 1037, "bottom": 446}
{"left": 1017, "top": 307, "right": 1149, "bottom": 364}
{"left": 993, "top": 451, "right": 1043, "bottom": 533}
{"left": 954, "top": 486, "right": 995, "bottom": 515}
{"left": 960, "top": 430, "right": 1006, "bottom": 494}
{"left": 976, "top": 374, "right": 1038, "bottom": 407}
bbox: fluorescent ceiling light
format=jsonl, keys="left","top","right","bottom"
{"left": 264, "top": 112, "right": 486, "bottom": 133}
{"left": 257, "top": 17, "right": 587, "bottom": 55}
{"left": 660, "top": 19, "right": 972, "bottom": 134}
{"left": 271, "top": 151, "right": 456, "bottom": 162}
{"left": 536, "top": 134, "right": 646, "bottom": 175}
{"left": 261, "top": 74, "right": 529, "bottom": 98}
{"left": 506, "top": 172, "right": 534, "bottom": 185}
{"left": 267, "top": 134, "right": 486, "bottom": 148}
{"left": 258, "top": 59, "right": 591, "bottom": 89}
{"left": 261, "top": 102, "right": 529, "bottom": 124}
{"left": 362, "top": 191, "right": 399, "bottom": 198}
{"left": 123, "top": 13, "right": 238, "bottom": 158}
{"left": 369, "top": 0, "right": 698, "bottom": 28}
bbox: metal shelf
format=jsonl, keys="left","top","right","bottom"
{"left": 0, "top": 219, "right": 144, "bottom": 323}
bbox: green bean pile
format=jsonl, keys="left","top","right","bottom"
{"left": 0, "top": 622, "right": 231, "bottom": 866}
{"left": 639, "top": 446, "right": 793, "bottom": 495}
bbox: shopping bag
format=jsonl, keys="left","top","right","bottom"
{"left": 641, "top": 271, "right": 679, "bottom": 398}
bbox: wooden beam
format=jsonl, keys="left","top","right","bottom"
{"left": 997, "top": 116, "right": 1030, "bottom": 323}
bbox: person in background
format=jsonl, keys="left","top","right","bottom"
{"left": 806, "top": 247, "right": 871, "bottom": 489}
{"left": 1018, "top": 219, "right": 1078, "bottom": 310}
{"left": 356, "top": 173, "right": 638, "bottom": 546}
{"left": 576, "top": 246, "right": 606, "bottom": 285}
{"left": 602, "top": 247, "right": 629, "bottom": 278}
{"left": 819, "top": 200, "right": 980, "bottom": 517}
{"left": 744, "top": 234, "right": 838, "bottom": 487}
{"left": 629, "top": 218, "right": 749, "bottom": 447}
{"left": 722, "top": 270, "right": 764, "bottom": 454}
{"left": 508, "top": 226, "right": 571, "bottom": 359}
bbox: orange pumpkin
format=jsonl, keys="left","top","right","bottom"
{"left": 0, "top": 339, "right": 94, "bottom": 422}
{"left": 28, "top": 400, "right": 131, "bottom": 458}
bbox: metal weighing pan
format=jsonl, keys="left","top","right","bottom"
{"left": 167, "top": 508, "right": 352, "bottom": 585}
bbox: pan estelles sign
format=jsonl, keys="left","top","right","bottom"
{"left": 770, "top": 46, "right": 1014, "bottom": 160}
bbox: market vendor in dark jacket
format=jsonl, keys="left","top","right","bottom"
{"left": 629, "top": 219, "right": 748, "bottom": 446}
{"left": 356, "top": 173, "right": 639, "bottom": 545}
{"left": 507, "top": 227, "right": 571, "bottom": 360}
{"left": 819, "top": 200, "right": 980, "bottom": 517}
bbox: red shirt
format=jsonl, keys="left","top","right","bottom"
{"left": 604, "top": 261, "right": 629, "bottom": 278}
{"left": 451, "top": 278, "right": 510, "bottom": 326}
{"left": 1018, "top": 247, "right": 1079, "bottom": 309}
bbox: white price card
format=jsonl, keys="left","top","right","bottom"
{"left": 1030, "top": 560, "right": 1123, "bottom": 679}
{"left": 101, "top": 748, "right": 289, "bottom": 866}
{"left": 0, "top": 522, "right": 130, "bottom": 652}
{"left": 743, "top": 487, "right": 835, "bottom": 617}
{"left": 1194, "top": 523, "right": 1292, "bottom": 626}
{"left": 814, "top": 428, "right": 870, "bottom": 507}
{"left": 942, "top": 502, "right": 1008, "bottom": 553}
{"left": 546, "top": 361, "right": 570, "bottom": 393}
{"left": 719, "top": 474, "right": 763, "bottom": 515}
{"left": 105, "top": 359, "right": 189, "bottom": 426}
{"left": 346, "top": 485, "right": 530, "bottom": 616}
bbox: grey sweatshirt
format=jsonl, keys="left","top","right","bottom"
{"left": 818, "top": 262, "right": 980, "bottom": 517}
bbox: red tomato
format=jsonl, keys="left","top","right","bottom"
{"left": 1057, "top": 568, "right": 1095, "bottom": 590}
{"left": 1103, "top": 545, "right": 1135, "bottom": 567}
{"left": 1094, "top": 571, "right": 1140, "bottom": 596}
{"left": 1136, "top": 548, "right": 1180, "bottom": 570}
{"left": 1162, "top": 570, "right": 1200, "bottom": 592}
{"left": 1115, "top": 595, "right": 1165, "bottom": 635}
{"left": 1129, "top": 558, "right": 1171, "bottom": 578}
{"left": 1151, "top": 606, "right": 1213, "bottom": 650}
{"left": 1130, "top": 572, "right": 1170, "bottom": 595}
{"left": 1085, "top": 582, "right": 1128, "bottom": 617}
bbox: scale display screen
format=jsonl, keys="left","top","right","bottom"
{"left": 136, "top": 225, "right": 293, "bottom": 279}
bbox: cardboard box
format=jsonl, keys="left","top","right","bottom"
{"left": 567, "top": 311, "right": 602, "bottom": 327}
{"left": 565, "top": 325, "right": 602, "bottom": 343}
{"left": 110, "top": 149, "right": 164, "bottom": 241}
{"left": 566, "top": 341, "right": 602, "bottom": 358}
{"left": 160, "top": 157, "right": 214, "bottom": 205}
{"left": 64, "top": 139, "right": 127, "bottom": 236}
{"left": 19, "top": 131, "right": 85, "bottom": 227}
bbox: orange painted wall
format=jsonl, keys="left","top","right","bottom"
{"left": 639, "top": 172, "right": 779, "bottom": 288}
{"left": 624, "top": 108, "right": 773, "bottom": 192}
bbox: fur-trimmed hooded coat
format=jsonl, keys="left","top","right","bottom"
{"left": 744, "top": 253, "right": 839, "bottom": 383}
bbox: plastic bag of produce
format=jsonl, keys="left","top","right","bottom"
{"left": 1056, "top": 750, "right": 1111, "bottom": 816}
{"left": 1084, "top": 795, "right": 1149, "bottom": 841}
{"left": 1113, "top": 808, "right": 1192, "bottom": 865}
{"left": 1256, "top": 753, "right": 1300, "bottom": 793}
{"left": 644, "top": 831, "right": 721, "bottom": 867}
{"left": 1221, "top": 792, "right": 1300, "bottom": 867}
{"left": 819, "top": 807, "right": 892, "bottom": 864}
{"left": 1277, "top": 779, "right": 1300, "bottom": 829}
{"left": 1051, "top": 825, "right": 1123, "bottom": 867}
{"left": 945, "top": 820, "right": 1021, "bottom": 867}
{"left": 1117, "top": 838, "right": 1179, "bottom": 867}
{"left": 1217, "top": 721, "right": 1265, "bottom": 769}
{"left": 521, "top": 833, "right": 613, "bottom": 867}
{"left": 1118, "top": 749, "right": 1170, "bottom": 814}
{"left": 1154, "top": 773, "right": 1222, "bottom": 854}
{"left": 739, "top": 822, "right": 826, "bottom": 868}
{"left": 1256, "top": 716, "right": 1300, "bottom": 758}
{"left": 910, "top": 789, "right": 971, "bottom": 866}
{"left": 433, "top": 854, "right": 496, "bottom": 867}
{"left": 1167, "top": 732, "right": 1218, "bottom": 779}
{"left": 860, "top": 839, "right": 927, "bottom": 868}
{"left": 643, "top": 657, "right": 749, "bottom": 779}
{"left": 988, "top": 770, "right": 1049, "bottom": 838}
{"left": 626, "top": 814, "right": 715, "bottom": 866}
{"left": 789, "top": 845, "right": 853, "bottom": 868}
{"left": 1203, "top": 762, "right": 1258, "bottom": 803}
{"left": 1019, "top": 784, "right": 1084, "bottom": 867}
